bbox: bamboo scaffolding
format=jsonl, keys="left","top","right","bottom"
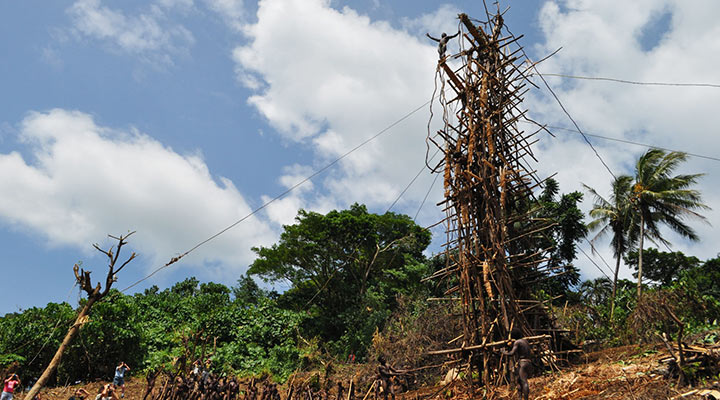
{"left": 423, "top": 9, "right": 576, "bottom": 389}
{"left": 427, "top": 335, "right": 552, "bottom": 356}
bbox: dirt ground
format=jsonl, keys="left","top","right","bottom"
{"left": 411, "top": 344, "right": 719, "bottom": 400}
{"left": 497, "top": 344, "right": 684, "bottom": 399}
{"left": 29, "top": 344, "right": 720, "bottom": 400}
{"left": 31, "top": 379, "right": 147, "bottom": 400}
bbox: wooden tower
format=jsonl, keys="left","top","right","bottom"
{"left": 426, "top": 11, "right": 574, "bottom": 387}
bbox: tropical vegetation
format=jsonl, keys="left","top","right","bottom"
{"left": 0, "top": 151, "right": 715, "bottom": 388}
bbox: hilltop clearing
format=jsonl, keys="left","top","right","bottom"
{"left": 29, "top": 344, "right": 720, "bottom": 400}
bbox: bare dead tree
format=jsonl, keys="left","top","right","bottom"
{"left": 24, "top": 232, "right": 136, "bottom": 400}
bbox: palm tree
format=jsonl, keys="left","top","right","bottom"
{"left": 578, "top": 277, "right": 613, "bottom": 307}
{"left": 584, "top": 175, "right": 633, "bottom": 319}
{"left": 630, "top": 149, "right": 709, "bottom": 298}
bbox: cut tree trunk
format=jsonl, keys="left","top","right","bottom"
{"left": 24, "top": 297, "right": 96, "bottom": 400}
{"left": 610, "top": 254, "right": 621, "bottom": 321}
{"left": 636, "top": 215, "right": 645, "bottom": 299}
{"left": 23, "top": 232, "right": 135, "bottom": 400}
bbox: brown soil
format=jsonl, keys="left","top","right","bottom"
{"left": 28, "top": 379, "right": 146, "bottom": 400}
{"left": 401, "top": 344, "right": 716, "bottom": 399}
{"left": 26, "top": 344, "right": 719, "bottom": 400}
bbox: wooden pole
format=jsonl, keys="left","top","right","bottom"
{"left": 24, "top": 233, "right": 136, "bottom": 400}
{"left": 427, "top": 335, "right": 551, "bottom": 355}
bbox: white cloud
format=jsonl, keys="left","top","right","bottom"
{"left": 526, "top": 0, "right": 720, "bottom": 278}
{"left": 235, "top": 0, "right": 719, "bottom": 284}
{"left": 259, "top": 163, "right": 346, "bottom": 228}
{"left": 65, "top": 0, "right": 250, "bottom": 68}
{"left": 234, "top": 0, "right": 449, "bottom": 231}
{"left": 41, "top": 47, "right": 64, "bottom": 68}
{"left": 401, "top": 4, "right": 461, "bottom": 38}
{"left": 0, "top": 109, "right": 276, "bottom": 278}
{"left": 157, "top": 0, "right": 195, "bottom": 9}
{"left": 202, "top": 0, "right": 245, "bottom": 31}
{"left": 261, "top": 164, "right": 318, "bottom": 226}
{"left": 68, "top": 0, "right": 195, "bottom": 64}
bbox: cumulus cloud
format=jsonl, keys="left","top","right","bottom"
{"left": 68, "top": 0, "right": 196, "bottom": 64}
{"left": 234, "top": 0, "right": 450, "bottom": 231}
{"left": 261, "top": 164, "right": 321, "bottom": 226}
{"left": 157, "top": 0, "right": 195, "bottom": 9}
{"left": 526, "top": 0, "right": 720, "bottom": 278}
{"left": 400, "top": 4, "right": 461, "bottom": 38}
{"left": 0, "top": 109, "right": 276, "bottom": 278}
{"left": 234, "top": 0, "right": 719, "bottom": 282}
{"left": 202, "top": 0, "right": 245, "bottom": 31}
{"left": 66, "top": 0, "right": 247, "bottom": 66}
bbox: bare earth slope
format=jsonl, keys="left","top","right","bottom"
{"left": 32, "top": 345, "right": 719, "bottom": 400}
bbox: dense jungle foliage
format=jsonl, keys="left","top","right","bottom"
{"left": 1, "top": 151, "right": 717, "bottom": 388}
{"left": 0, "top": 196, "right": 581, "bottom": 386}
{"left": 557, "top": 250, "right": 720, "bottom": 346}
{"left": 0, "top": 204, "right": 442, "bottom": 385}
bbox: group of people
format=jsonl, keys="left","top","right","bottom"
{"left": 145, "top": 360, "right": 359, "bottom": 400}
{"left": 66, "top": 361, "right": 130, "bottom": 400}
{"left": 142, "top": 359, "right": 242, "bottom": 400}
{"left": 1, "top": 362, "right": 128, "bottom": 400}
{"left": 4, "top": 341, "right": 534, "bottom": 400}
{"left": 152, "top": 347, "right": 516, "bottom": 400}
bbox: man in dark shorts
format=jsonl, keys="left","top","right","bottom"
{"left": 501, "top": 329, "right": 532, "bottom": 400}
{"left": 376, "top": 356, "right": 403, "bottom": 400}
{"left": 425, "top": 31, "right": 459, "bottom": 58}
{"left": 112, "top": 362, "right": 130, "bottom": 398}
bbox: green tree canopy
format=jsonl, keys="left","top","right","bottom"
{"left": 248, "top": 203, "right": 432, "bottom": 357}
{"left": 232, "top": 275, "right": 265, "bottom": 305}
{"left": 623, "top": 247, "right": 701, "bottom": 287}
{"left": 676, "top": 255, "right": 720, "bottom": 304}
{"left": 531, "top": 178, "right": 588, "bottom": 294}
{"left": 0, "top": 276, "right": 305, "bottom": 384}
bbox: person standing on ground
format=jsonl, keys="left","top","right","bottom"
{"left": 113, "top": 362, "right": 130, "bottom": 398}
{"left": 376, "top": 356, "right": 404, "bottom": 400}
{"left": 501, "top": 329, "right": 532, "bottom": 400}
{"left": 201, "top": 359, "right": 211, "bottom": 384}
{"left": 2, "top": 374, "right": 21, "bottom": 400}
{"left": 1, "top": 375, "right": 20, "bottom": 400}
{"left": 191, "top": 360, "right": 200, "bottom": 378}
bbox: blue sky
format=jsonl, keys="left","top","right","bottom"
{"left": 1, "top": 0, "right": 718, "bottom": 315}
